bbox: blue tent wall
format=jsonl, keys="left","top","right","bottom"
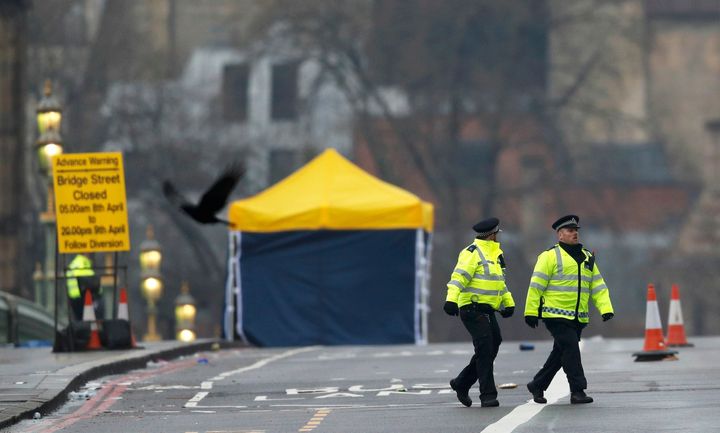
{"left": 237, "top": 230, "right": 417, "bottom": 347}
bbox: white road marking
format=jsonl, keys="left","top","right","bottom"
{"left": 412, "top": 383, "right": 452, "bottom": 389}
{"left": 185, "top": 347, "right": 318, "bottom": 408}
{"left": 315, "top": 393, "right": 362, "bottom": 399}
{"left": 271, "top": 402, "right": 457, "bottom": 409}
{"left": 376, "top": 390, "right": 431, "bottom": 396}
{"left": 480, "top": 340, "right": 585, "bottom": 433}
{"left": 287, "top": 387, "right": 339, "bottom": 394}
{"left": 348, "top": 384, "right": 404, "bottom": 392}
{"left": 185, "top": 392, "right": 209, "bottom": 407}
{"left": 255, "top": 396, "right": 304, "bottom": 402}
{"left": 219, "top": 347, "right": 318, "bottom": 379}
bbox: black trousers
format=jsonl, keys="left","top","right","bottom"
{"left": 453, "top": 303, "right": 502, "bottom": 400}
{"left": 530, "top": 319, "right": 587, "bottom": 393}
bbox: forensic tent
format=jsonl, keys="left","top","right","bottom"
{"left": 224, "top": 148, "right": 433, "bottom": 347}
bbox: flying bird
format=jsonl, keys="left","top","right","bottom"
{"left": 162, "top": 163, "right": 245, "bottom": 226}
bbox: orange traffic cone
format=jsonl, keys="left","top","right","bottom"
{"left": 632, "top": 284, "right": 677, "bottom": 361}
{"left": 666, "top": 284, "right": 693, "bottom": 347}
{"left": 118, "top": 287, "right": 130, "bottom": 320}
{"left": 83, "top": 290, "right": 102, "bottom": 350}
{"left": 117, "top": 287, "right": 138, "bottom": 348}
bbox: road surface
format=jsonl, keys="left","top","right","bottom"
{"left": 8, "top": 337, "right": 719, "bottom": 433}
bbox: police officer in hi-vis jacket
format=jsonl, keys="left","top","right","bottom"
{"left": 524, "top": 215, "right": 614, "bottom": 405}
{"left": 444, "top": 217, "right": 515, "bottom": 408}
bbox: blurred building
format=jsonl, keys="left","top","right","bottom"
{"left": 12, "top": 0, "right": 720, "bottom": 339}
{"left": 101, "top": 47, "right": 354, "bottom": 194}
{"left": 548, "top": 0, "right": 720, "bottom": 335}
{"left": 0, "top": 1, "right": 29, "bottom": 296}
{"left": 550, "top": 0, "right": 720, "bottom": 238}
{"left": 356, "top": 0, "right": 720, "bottom": 340}
{"left": 47, "top": 0, "right": 354, "bottom": 338}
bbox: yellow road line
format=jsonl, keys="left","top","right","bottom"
{"left": 298, "top": 408, "right": 332, "bottom": 431}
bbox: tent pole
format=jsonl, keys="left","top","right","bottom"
{"left": 224, "top": 231, "right": 236, "bottom": 342}
{"left": 414, "top": 229, "right": 426, "bottom": 345}
{"left": 422, "top": 232, "right": 434, "bottom": 345}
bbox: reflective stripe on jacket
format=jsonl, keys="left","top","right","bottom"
{"left": 445, "top": 239, "right": 515, "bottom": 309}
{"left": 524, "top": 244, "right": 613, "bottom": 323}
{"left": 66, "top": 254, "right": 94, "bottom": 299}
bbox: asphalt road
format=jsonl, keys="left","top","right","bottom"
{"left": 7, "top": 337, "right": 720, "bottom": 433}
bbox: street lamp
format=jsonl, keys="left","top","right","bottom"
{"left": 36, "top": 80, "right": 62, "bottom": 134}
{"left": 175, "top": 281, "right": 197, "bottom": 342}
{"left": 36, "top": 80, "right": 64, "bottom": 313}
{"left": 140, "top": 225, "right": 163, "bottom": 341}
{"left": 36, "top": 79, "right": 63, "bottom": 176}
{"left": 36, "top": 130, "right": 63, "bottom": 176}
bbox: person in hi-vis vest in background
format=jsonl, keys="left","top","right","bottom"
{"left": 524, "top": 215, "right": 614, "bottom": 405}
{"left": 66, "top": 253, "right": 102, "bottom": 321}
{"left": 444, "top": 217, "right": 515, "bottom": 408}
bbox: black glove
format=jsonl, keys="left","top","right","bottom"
{"left": 500, "top": 306, "right": 514, "bottom": 318}
{"left": 602, "top": 312, "right": 614, "bottom": 322}
{"left": 443, "top": 301, "right": 459, "bottom": 316}
{"left": 524, "top": 315, "right": 538, "bottom": 328}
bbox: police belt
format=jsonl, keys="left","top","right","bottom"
{"left": 459, "top": 302, "right": 495, "bottom": 314}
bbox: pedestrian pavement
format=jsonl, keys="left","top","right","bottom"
{"left": 0, "top": 339, "right": 238, "bottom": 430}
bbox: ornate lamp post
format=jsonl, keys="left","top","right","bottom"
{"left": 140, "top": 225, "right": 163, "bottom": 341}
{"left": 175, "top": 281, "right": 197, "bottom": 342}
{"left": 35, "top": 80, "right": 64, "bottom": 312}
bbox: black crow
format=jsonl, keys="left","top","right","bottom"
{"left": 162, "top": 163, "right": 245, "bottom": 226}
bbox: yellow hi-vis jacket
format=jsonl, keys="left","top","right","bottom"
{"left": 445, "top": 239, "right": 515, "bottom": 309}
{"left": 524, "top": 244, "right": 613, "bottom": 323}
{"left": 66, "top": 254, "right": 94, "bottom": 299}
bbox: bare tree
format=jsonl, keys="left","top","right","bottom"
{"left": 243, "top": 0, "right": 646, "bottom": 341}
{"left": 244, "top": 0, "right": 634, "bottom": 238}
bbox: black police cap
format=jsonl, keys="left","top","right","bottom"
{"left": 552, "top": 214, "right": 580, "bottom": 231}
{"left": 472, "top": 217, "right": 501, "bottom": 237}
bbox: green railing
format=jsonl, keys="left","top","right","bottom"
{"left": 0, "top": 291, "right": 58, "bottom": 346}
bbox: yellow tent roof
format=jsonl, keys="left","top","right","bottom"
{"left": 229, "top": 149, "right": 433, "bottom": 232}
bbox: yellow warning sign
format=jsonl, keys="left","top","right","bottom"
{"left": 52, "top": 152, "right": 130, "bottom": 253}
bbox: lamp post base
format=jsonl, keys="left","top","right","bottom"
{"left": 143, "top": 333, "right": 162, "bottom": 342}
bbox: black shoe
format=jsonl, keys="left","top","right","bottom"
{"left": 449, "top": 379, "right": 472, "bottom": 407}
{"left": 480, "top": 398, "right": 500, "bottom": 407}
{"left": 570, "top": 391, "right": 593, "bottom": 404}
{"left": 527, "top": 382, "right": 547, "bottom": 404}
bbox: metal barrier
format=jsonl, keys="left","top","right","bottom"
{"left": 0, "top": 291, "right": 57, "bottom": 346}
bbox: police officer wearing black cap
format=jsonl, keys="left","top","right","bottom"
{"left": 444, "top": 217, "right": 515, "bottom": 408}
{"left": 523, "top": 215, "right": 614, "bottom": 405}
